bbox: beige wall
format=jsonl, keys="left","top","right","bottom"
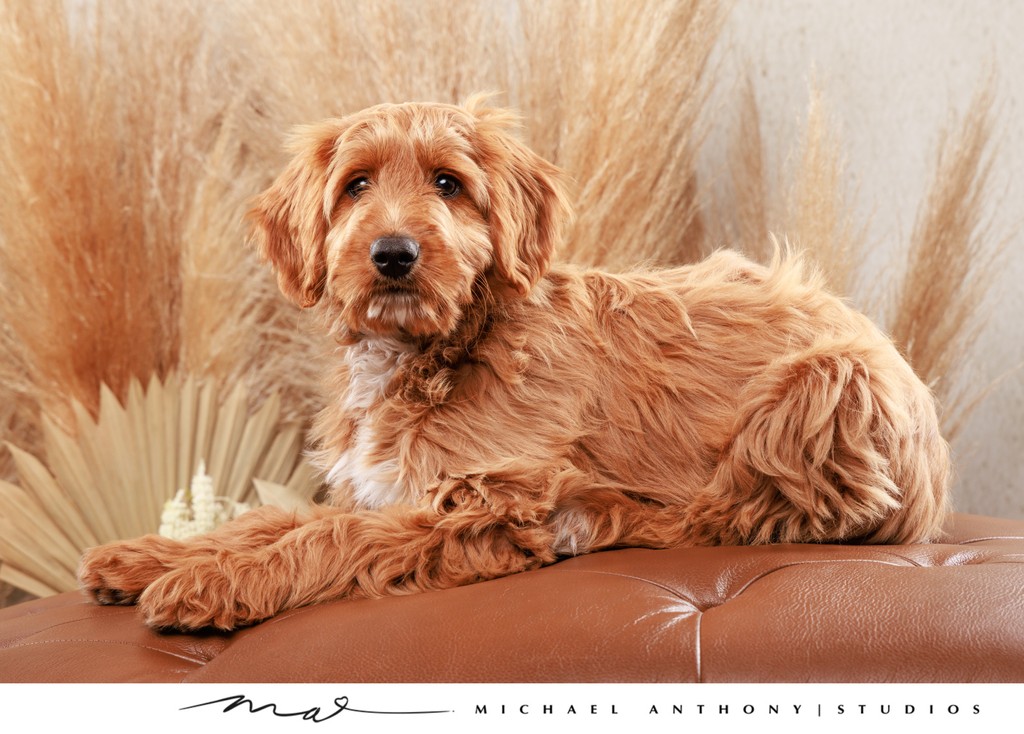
{"left": 702, "top": 0, "right": 1024, "bottom": 518}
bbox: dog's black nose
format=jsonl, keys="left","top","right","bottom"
{"left": 370, "top": 236, "right": 420, "bottom": 279}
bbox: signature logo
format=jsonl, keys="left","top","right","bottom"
{"left": 182, "top": 694, "right": 453, "bottom": 724}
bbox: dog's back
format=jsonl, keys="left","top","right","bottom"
{"left": 503, "top": 250, "right": 951, "bottom": 551}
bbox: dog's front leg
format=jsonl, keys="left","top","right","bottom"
{"left": 78, "top": 504, "right": 310, "bottom": 606}
{"left": 137, "top": 481, "right": 560, "bottom": 631}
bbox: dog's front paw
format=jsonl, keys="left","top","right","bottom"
{"left": 78, "top": 536, "right": 186, "bottom": 606}
{"left": 138, "top": 557, "right": 277, "bottom": 632}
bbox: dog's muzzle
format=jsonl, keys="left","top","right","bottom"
{"left": 370, "top": 236, "right": 420, "bottom": 279}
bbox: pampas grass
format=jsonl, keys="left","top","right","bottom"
{"left": 710, "top": 76, "right": 866, "bottom": 295}
{"left": 515, "top": 0, "right": 724, "bottom": 268}
{"left": 721, "top": 74, "right": 772, "bottom": 260}
{"left": 780, "top": 82, "right": 864, "bottom": 296}
{"left": 2, "top": 0, "right": 190, "bottom": 420}
{"left": 708, "top": 69, "right": 1000, "bottom": 440}
{"left": 888, "top": 80, "right": 1001, "bottom": 439}
{"left": 0, "top": 0, "right": 324, "bottom": 598}
{"left": 0, "top": 0, "right": 325, "bottom": 427}
{"left": 1, "top": 0, "right": 174, "bottom": 438}
{"left": 232, "top": 0, "right": 725, "bottom": 269}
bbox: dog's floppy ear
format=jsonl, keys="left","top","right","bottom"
{"left": 469, "top": 103, "right": 573, "bottom": 297}
{"left": 247, "top": 122, "right": 341, "bottom": 308}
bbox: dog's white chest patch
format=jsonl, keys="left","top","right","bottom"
{"left": 326, "top": 338, "right": 416, "bottom": 508}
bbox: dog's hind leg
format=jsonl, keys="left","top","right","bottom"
{"left": 135, "top": 473, "right": 561, "bottom": 631}
{"left": 681, "top": 336, "right": 950, "bottom": 546}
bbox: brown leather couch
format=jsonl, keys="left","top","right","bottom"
{"left": 1, "top": 513, "right": 1022, "bottom": 683}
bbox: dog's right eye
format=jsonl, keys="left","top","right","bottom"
{"left": 434, "top": 173, "right": 462, "bottom": 199}
{"left": 346, "top": 177, "right": 370, "bottom": 199}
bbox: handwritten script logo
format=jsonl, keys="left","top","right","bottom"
{"left": 182, "top": 694, "right": 453, "bottom": 724}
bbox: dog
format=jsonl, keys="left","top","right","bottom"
{"left": 78, "top": 99, "right": 951, "bottom": 631}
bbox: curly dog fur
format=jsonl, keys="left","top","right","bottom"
{"left": 79, "top": 99, "right": 951, "bottom": 631}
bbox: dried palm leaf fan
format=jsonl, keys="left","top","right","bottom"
{"left": 0, "top": 377, "right": 316, "bottom": 597}
{"left": 0, "top": 2, "right": 322, "bottom": 598}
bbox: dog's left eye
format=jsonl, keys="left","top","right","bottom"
{"left": 434, "top": 174, "right": 461, "bottom": 199}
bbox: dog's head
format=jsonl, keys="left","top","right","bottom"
{"left": 248, "top": 99, "right": 572, "bottom": 339}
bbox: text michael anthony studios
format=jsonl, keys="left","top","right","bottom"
{"left": 469, "top": 696, "right": 985, "bottom": 720}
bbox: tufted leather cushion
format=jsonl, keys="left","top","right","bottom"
{"left": 1, "top": 513, "right": 1022, "bottom": 683}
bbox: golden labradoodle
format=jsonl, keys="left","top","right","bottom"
{"left": 79, "top": 99, "right": 950, "bottom": 631}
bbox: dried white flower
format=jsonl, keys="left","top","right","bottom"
{"left": 158, "top": 460, "right": 249, "bottom": 540}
